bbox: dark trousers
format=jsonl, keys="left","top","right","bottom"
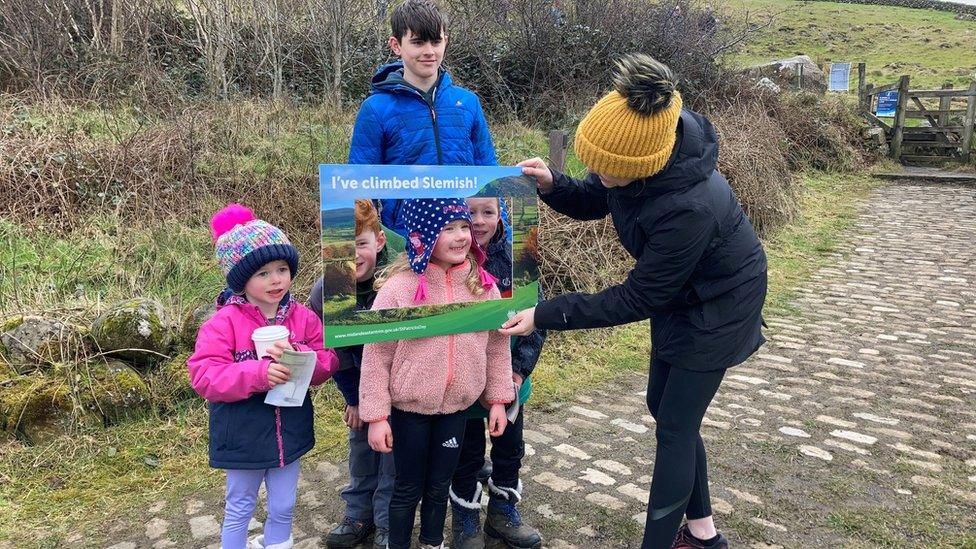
{"left": 388, "top": 407, "right": 467, "bottom": 549}
{"left": 641, "top": 359, "right": 725, "bottom": 549}
{"left": 452, "top": 408, "right": 525, "bottom": 502}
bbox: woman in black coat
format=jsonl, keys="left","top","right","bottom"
{"left": 501, "top": 54, "right": 767, "bottom": 549}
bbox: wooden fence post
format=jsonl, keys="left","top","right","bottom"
{"left": 857, "top": 63, "right": 866, "bottom": 112}
{"left": 961, "top": 80, "right": 976, "bottom": 163}
{"left": 548, "top": 130, "right": 568, "bottom": 172}
{"left": 938, "top": 83, "right": 953, "bottom": 130}
{"left": 890, "top": 75, "right": 911, "bottom": 161}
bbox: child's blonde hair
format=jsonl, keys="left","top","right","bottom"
{"left": 375, "top": 252, "right": 487, "bottom": 297}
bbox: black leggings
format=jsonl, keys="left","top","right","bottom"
{"left": 388, "top": 408, "right": 467, "bottom": 549}
{"left": 641, "top": 359, "right": 725, "bottom": 549}
{"left": 452, "top": 408, "right": 525, "bottom": 502}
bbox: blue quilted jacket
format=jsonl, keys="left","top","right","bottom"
{"left": 350, "top": 62, "right": 500, "bottom": 239}
{"left": 348, "top": 62, "right": 497, "bottom": 167}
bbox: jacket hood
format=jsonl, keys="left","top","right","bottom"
{"left": 371, "top": 61, "right": 449, "bottom": 95}
{"left": 613, "top": 109, "right": 720, "bottom": 198}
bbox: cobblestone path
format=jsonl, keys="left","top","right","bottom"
{"left": 97, "top": 183, "right": 976, "bottom": 548}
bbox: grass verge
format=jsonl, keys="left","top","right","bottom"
{"left": 763, "top": 172, "right": 879, "bottom": 316}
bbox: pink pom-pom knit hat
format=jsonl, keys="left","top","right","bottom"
{"left": 210, "top": 204, "right": 299, "bottom": 293}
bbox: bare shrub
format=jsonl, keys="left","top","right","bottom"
{"left": 710, "top": 100, "right": 799, "bottom": 236}
{"left": 1, "top": 0, "right": 773, "bottom": 115}
{"left": 766, "top": 91, "right": 868, "bottom": 172}
{"left": 445, "top": 0, "right": 761, "bottom": 123}
{"left": 537, "top": 203, "right": 632, "bottom": 296}
{"left": 0, "top": 0, "right": 187, "bottom": 99}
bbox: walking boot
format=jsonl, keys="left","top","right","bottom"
{"left": 450, "top": 482, "right": 485, "bottom": 549}
{"left": 671, "top": 523, "right": 729, "bottom": 549}
{"left": 484, "top": 480, "right": 542, "bottom": 549}
{"left": 326, "top": 517, "right": 374, "bottom": 548}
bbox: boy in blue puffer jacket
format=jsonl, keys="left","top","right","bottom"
{"left": 335, "top": 2, "right": 499, "bottom": 548}
{"left": 349, "top": 0, "right": 498, "bottom": 242}
{"left": 347, "top": 0, "right": 497, "bottom": 180}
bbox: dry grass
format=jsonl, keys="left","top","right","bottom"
{"left": 537, "top": 204, "right": 633, "bottom": 296}
{"left": 711, "top": 99, "right": 801, "bottom": 235}
{"left": 770, "top": 92, "right": 869, "bottom": 173}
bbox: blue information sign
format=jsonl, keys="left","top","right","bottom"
{"left": 876, "top": 90, "right": 898, "bottom": 117}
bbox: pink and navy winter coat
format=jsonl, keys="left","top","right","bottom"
{"left": 188, "top": 292, "right": 338, "bottom": 469}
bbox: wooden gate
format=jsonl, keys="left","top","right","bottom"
{"left": 857, "top": 64, "right": 976, "bottom": 164}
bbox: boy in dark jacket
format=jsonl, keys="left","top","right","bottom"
{"left": 449, "top": 198, "right": 546, "bottom": 549}
{"left": 313, "top": 201, "right": 394, "bottom": 549}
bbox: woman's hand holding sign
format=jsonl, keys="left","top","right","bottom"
{"left": 517, "top": 158, "right": 554, "bottom": 194}
{"left": 496, "top": 159, "right": 549, "bottom": 337}
{"left": 500, "top": 306, "right": 536, "bottom": 336}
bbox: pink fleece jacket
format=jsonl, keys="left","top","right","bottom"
{"left": 188, "top": 297, "right": 338, "bottom": 402}
{"left": 358, "top": 262, "right": 515, "bottom": 423}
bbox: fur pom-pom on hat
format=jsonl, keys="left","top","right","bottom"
{"left": 612, "top": 54, "right": 678, "bottom": 116}
{"left": 574, "top": 53, "right": 683, "bottom": 180}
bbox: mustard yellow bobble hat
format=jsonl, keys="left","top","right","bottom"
{"left": 574, "top": 54, "right": 684, "bottom": 180}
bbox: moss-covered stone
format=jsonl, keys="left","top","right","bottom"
{"left": 82, "top": 360, "right": 152, "bottom": 426}
{"left": 0, "top": 374, "right": 79, "bottom": 444}
{"left": 0, "top": 316, "right": 88, "bottom": 372}
{"left": 179, "top": 303, "right": 216, "bottom": 350}
{"left": 146, "top": 353, "right": 197, "bottom": 414}
{"left": 91, "top": 298, "right": 172, "bottom": 366}
{"left": 0, "top": 314, "right": 25, "bottom": 333}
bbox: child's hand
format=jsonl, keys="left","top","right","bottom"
{"left": 264, "top": 340, "right": 294, "bottom": 362}
{"left": 368, "top": 420, "right": 393, "bottom": 453}
{"left": 500, "top": 307, "right": 536, "bottom": 336}
{"left": 488, "top": 403, "right": 507, "bottom": 437}
{"left": 267, "top": 362, "right": 291, "bottom": 386}
{"left": 513, "top": 373, "right": 524, "bottom": 389}
{"left": 344, "top": 405, "right": 363, "bottom": 430}
{"left": 517, "top": 158, "right": 554, "bottom": 194}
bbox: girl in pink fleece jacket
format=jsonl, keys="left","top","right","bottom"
{"left": 359, "top": 198, "right": 515, "bottom": 549}
{"left": 188, "top": 204, "right": 339, "bottom": 549}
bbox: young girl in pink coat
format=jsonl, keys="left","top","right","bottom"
{"left": 358, "top": 198, "right": 515, "bottom": 549}
{"left": 188, "top": 204, "right": 339, "bottom": 549}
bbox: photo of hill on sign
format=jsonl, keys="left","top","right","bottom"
{"left": 319, "top": 164, "right": 540, "bottom": 347}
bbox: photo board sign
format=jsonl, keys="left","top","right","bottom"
{"left": 319, "top": 164, "right": 540, "bottom": 347}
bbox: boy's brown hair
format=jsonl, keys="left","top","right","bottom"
{"left": 390, "top": 0, "right": 448, "bottom": 42}
{"left": 354, "top": 200, "right": 382, "bottom": 237}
